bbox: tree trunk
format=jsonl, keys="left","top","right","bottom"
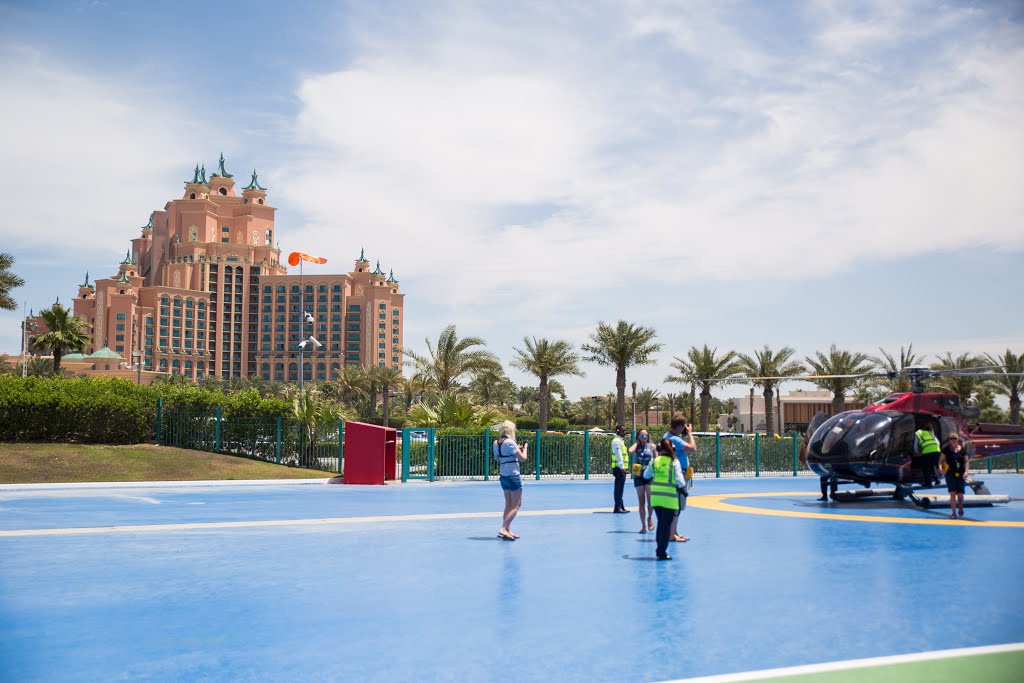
{"left": 699, "top": 387, "right": 711, "bottom": 432}
{"left": 832, "top": 391, "right": 845, "bottom": 416}
{"left": 53, "top": 346, "right": 63, "bottom": 374}
{"left": 615, "top": 366, "right": 626, "bottom": 427}
{"left": 1011, "top": 394, "right": 1021, "bottom": 425}
{"left": 539, "top": 378, "right": 550, "bottom": 431}
{"left": 689, "top": 384, "right": 696, "bottom": 426}
{"left": 382, "top": 383, "right": 390, "bottom": 428}
{"left": 763, "top": 387, "right": 774, "bottom": 436}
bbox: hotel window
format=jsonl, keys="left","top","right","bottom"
{"left": 379, "top": 312, "right": 386, "bottom": 320}
{"left": 392, "top": 336, "right": 399, "bottom": 344}
{"left": 115, "top": 334, "right": 124, "bottom": 342}
{"left": 378, "top": 303, "right": 386, "bottom": 310}
{"left": 198, "top": 301, "right": 206, "bottom": 310}
{"left": 116, "top": 313, "right": 126, "bottom": 320}
{"left": 378, "top": 332, "right": 385, "bottom": 339}
{"left": 332, "top": 294, "right": 342, "bottom": 302}
{"left": 116, "top": 345, "right": 124, "bottom": 353}
{"left": 378, "top": 342, "right": 385, "bottom": 349}
{"left": 116, "top": 323, "right": 125, "bottom": 331}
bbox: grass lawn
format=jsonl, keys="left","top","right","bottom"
{"left": 0, "top": 443, "right": 331, "bottom": 484}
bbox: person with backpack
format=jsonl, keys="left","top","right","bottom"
{"left": 493, "top": 420, "right": 529, "bottom": 541}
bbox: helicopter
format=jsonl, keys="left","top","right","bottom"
{"left": 791, "top": 366, "right": 1024, "bottom": 507}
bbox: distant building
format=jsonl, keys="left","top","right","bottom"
{"left": 25, "top": 156, "right": 405, "bottom": 381}
{"left": 719, "top": 390, "right": 869, "bottom": 434}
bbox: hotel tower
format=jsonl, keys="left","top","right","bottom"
{"left": 28, "top": 156, "right": 405, "bottom": 382}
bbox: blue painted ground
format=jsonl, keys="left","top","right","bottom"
{"left": 1, "top": 475, "right": 1022, "bottom": 682}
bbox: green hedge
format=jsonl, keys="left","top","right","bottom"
{"left": 0, "top": 377, "right": 296, "bottom": 445}
{"left": 0, "top": 375, "right": 157, "bottom": 443}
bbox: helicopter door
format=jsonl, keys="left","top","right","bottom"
{"left": 886, "top": 414, "right": 916, "bottom": 469}
{"left": 938, "top": 417, "right": 960, "bottom": 447}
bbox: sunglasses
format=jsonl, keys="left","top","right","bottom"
{"left": 638, "top": 433, "right": 649, "bottom": 438}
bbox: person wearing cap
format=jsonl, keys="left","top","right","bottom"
{"left": 628, "top": 429, "right": 656, "bottom": 532}
{"left": 610, "top": 425, "right": 630, "bottom": 513}
{"left": 938, "top": 432, "right": 970, "bottom": 518}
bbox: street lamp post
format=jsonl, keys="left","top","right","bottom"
{"left": 132, "top": 350, "right": 143, "bottom": 385}
{"left": 297, "top": 311, "right": 316, "bottom": 391}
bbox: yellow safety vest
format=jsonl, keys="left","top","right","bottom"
{"left": 650, "top": 455, "right": 679, "bottom": 511}
{"left": 916, "top": 430, "right": 939, "bottom": 455}
{"left": 611, "top": 436, "right": 627, "bottom": 468}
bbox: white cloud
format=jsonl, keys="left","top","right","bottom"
{"left": 0, "top": 46, "right": 225, "bottom": 262}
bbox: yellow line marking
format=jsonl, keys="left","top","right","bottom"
{"left": 686, "top": 492, "right": 1024, "bottom": 527}
{"left": 0, "top": 507, "right": 606, "bottom": 537}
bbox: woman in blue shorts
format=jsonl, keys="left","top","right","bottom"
{"left": 494, "top": 420, "right": 529, "bottom": 540}
{"left": 629, "top": 430, "right": 656, "bottom": 533}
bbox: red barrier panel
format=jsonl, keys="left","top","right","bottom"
{"left": 343, "top": 421, "right": 397, "bottom": 485}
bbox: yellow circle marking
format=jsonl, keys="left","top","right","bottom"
{"left": 686, "top": 491, "right": 1024, "bottom": 528}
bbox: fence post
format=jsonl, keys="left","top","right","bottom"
{"left": 427, "top": 427, "right": 435, "bottom": 482}
{"left": 535, "top": 429, "right": 542, "bottom": 480}
{"left": 584, "top": 430, "right": 590, "bottom": 480}
{"left": 275, "top": 416, "right": 282, "bottom": 465}
{"left": 338, "top": 420, "right": 344, "bottom": 475}
{"left": 987, "top": 456, "right": 992, "bottom": 475}
{"left": 215, "top": 405, "right": 222, "bottom": 453}
{"left": 715, "top": 432, "right": 721, "bottom": 478}
{"left": 792, "top": 432, "right": 799, "bottom": 476}
{"left": 483, "top": 428, "right": 491, "bottom": 481}
{"left": 401, "top": 428, "right": 410, "bottom": 482}
{"left": 754, "top": 433, "right": 761, "bottom": 477}
{"left": 1017, "top": 453, "right": 1021, "bottom": 474}
{"left": 155, "top": 397, "right": 163, "bottom": 444}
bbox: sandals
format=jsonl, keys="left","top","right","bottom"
{"left": 648, "top": 519, "right": 654, "bottom": 531}
{"left": 497, "top": 531, "right": 516, "bottom": 541}
{"left": 639, "top": 528, "right": 647, "bottom": 534}
{"left": 671, "top": 535, "right": 689, "bottom": 542}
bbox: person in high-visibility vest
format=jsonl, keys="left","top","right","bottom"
{"left": 914, "top": 423, "right": 941, "bottom": 486}
{"left": 610, "top": 425, "right": 629, "bottom": 513}
{"left": 644, "top": 437, "right": 686, "bottom": 561}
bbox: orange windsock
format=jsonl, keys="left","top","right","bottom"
{"left": 288, "top": 252, "right": 328, "bottom": 266}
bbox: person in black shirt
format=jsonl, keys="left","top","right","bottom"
{"left": 938, "top": 432, "right": 970, "bottom": 519}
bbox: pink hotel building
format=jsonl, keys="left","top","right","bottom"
{"left": 31, "top": 156, "right": 405, "bottom": 381}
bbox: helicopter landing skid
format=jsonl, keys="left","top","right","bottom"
{"left": 830, "top": 483, "right": 1008, "bottom": 509}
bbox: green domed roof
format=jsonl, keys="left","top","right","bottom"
{"left": 62, "top": 352, "right": 87, "bottom": 360}
{"left": 89, "top": 347, "right": 123, "bottom": 360}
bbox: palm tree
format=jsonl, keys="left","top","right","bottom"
{"left": 33, "top": 304, "right": 91, "bottom": 374}
{"left": 405, "top": 325, "right": 501, "bottom": 393}
{"left": 985, "top": 349, "right": 1023, "bottom": 424}
{"left": 636, "top": 387, "right": 660, "bottom": 426}
{"left": 511, "top": 337, "right": 584, "bottom": 431}
{"left": 872, "top": 345, "right": 923, "bottom": 393}
{"left": 368, "top": 365, "right": 404, "bottom": 428}
{"left": 661, "top": 392, "right": 681, "bottom": 423}
{"left": 666, "top": 345, "right": 743, "bottom": 431}
{"left": 736, "top": 346, "right": 805, "bottom": 436}
{"left": 0, "top": 252, "right": 25, "bottom": 311}
{"left": 804, "top": 344, "right": 874, "bottom": 414}
{"left": 329, "top": 366, "right": 368, "bottom": 408}
{"left": 582, "top": 320, "right": 662, "bottom": 426}
{"left": 16, "top": 356, "right": 55, "bottom": 377}
{"left": 930, "top": 352, "right": 989, "bottom": 404}
{"left": 402, "top": 371, "right": 436, "bottom": 409}
{"left": 406, "top": 393, "right": 506, "bottom": 428}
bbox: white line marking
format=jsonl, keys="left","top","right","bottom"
{"left": 0, "top": 507, "right": 606, "bottom": 537}
{"left": 654, "top": 642, "right": 1024, "bottom": 683}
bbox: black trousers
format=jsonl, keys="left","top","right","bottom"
{"left": 923, "top": 453, "right": 940, "bottom": 483}
{"left": 654, "top": 506, "right": 675, "bottom": 558}
{"left": 612, "top": 467, "right": 626, "bottom": 510}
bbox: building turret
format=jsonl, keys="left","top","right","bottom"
{"left": 208, "top": 153, "right": 236, "bottom": 197}
{"left": 354, "top": 247, "right": 370, "bottom": 273}
{"left": 371, "top": 260, "right": 385, "bottom": 276}
{"left": 386, "top": 269, "right": 398, "bottom": 285}
{"left": 241, "top": 169, "right": 268, "bottom": 206}
{"left": 183, "top": 163, "right": 209, "bottom": 200}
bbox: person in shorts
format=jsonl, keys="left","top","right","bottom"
{"left": 493, "top": 420, "right": 529, "bottom": 540}
{"left": 939, "top": 432, "right": 970, "bottom": 519}
{"left": 629, "top": 430, "right": 656, "bottom": 533}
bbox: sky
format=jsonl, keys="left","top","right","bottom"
{"left": 1, "top": 0, "right": 1022, "bottom": 403}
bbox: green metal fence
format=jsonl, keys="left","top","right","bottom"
{"left": 154, "top": 400, "right": 1023, "bottom": 481}
{"left": 398, "top": 429, "right": 815, "bottom": 482}
{"left": 157, "top": 400, "right": 343, "bottom": 474}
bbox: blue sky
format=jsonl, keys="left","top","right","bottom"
{"left": 1, "top": 0, "right": 1022, "bottom": 402}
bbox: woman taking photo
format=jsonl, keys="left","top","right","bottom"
{"left": 643, "top": 438, "right": 686, "bottom": 561}
{"left": 493, "top": 420, "right": 528, "bottom": 540}
{"left": 629, "top": 430, "right": 656, "bottom": 533}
